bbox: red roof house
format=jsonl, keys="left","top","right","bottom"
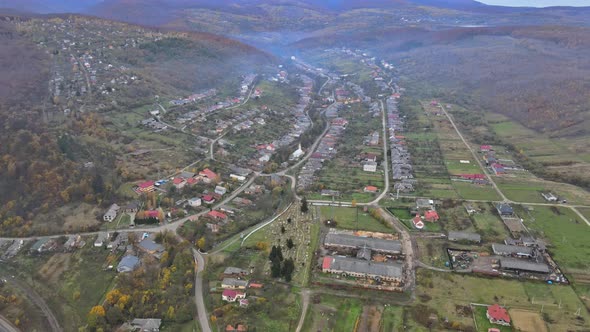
{"left": 459, "top": 174, "right": 486, "bottom": 180}
{"left": 173, "top": 177, "right": 186, "bottom": 189}
{"left": 199, "top": 168, "right": 219, "bottom": 180}
{"left": 486, "top": 304, "right": 511, "bottom": 326}
{"left": 222, "top": 289, "right": 245, "bottom": 302}
{"left": 137, "top": 181, "right": 155, "bottom": 193}
{"left": 208, "top": 210, "right": 228, "bottom": 220}
{"left": 202, "top": 195, "right": 215, "bottom": 204}
{"left": 480, "top": 145, "right": 492, "bottom": 152}
{"left": 322, "top": 256, "right": 333, "bottom": 271}
{"left": 364, "top": 186, "right": 379, "bottom": 193}
{"left": 424, "top": 210, "right": 439, "bottom": 222}
{"left": 412, "top": 214, "right": 425, "bottom": 229}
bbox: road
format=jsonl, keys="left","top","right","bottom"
{"left": 2, "top": 276, "right": 62, "bottom": 332}
{"left": 240, "top": 202, "right": 293, "bottom": 246}
{"left": 0, "top": 315, "right": 19, "bottom": 332}
{"left": 192, "top": 249, "right": 211, "bottom": 332}
{"left": 377, "top": 208, "right": 415, "bottom": 291}
{"left": 438, "top": 103, "right": 508, "bottom": 202}
{"left": 294, "top": 289, "right": 311, "bottom": 332}
{"left": 366, "top": 99, "right": 391, "bottom": 205}
{"left": 209, "top": 132, "right": 227, "bottom": 160}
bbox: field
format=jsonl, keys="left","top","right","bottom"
{"left": 471, "top": 204, "right": 511, "bottom": 242}
{"left": 509, "top": 309, "right": 548, "bottom": 332}
{"left": 520, "top": 205, "right": 590, "bottom": 280}
{"left": 302, "top": 294, "right": 363, "bottom": 332}
{"left": 412, "top": 269, "right": 589, "bottom": 331}
{"left": 319, "top": 206, "right": 394, "bottom": 233}
{"left": 495, "top": 176, "right": 590, "bottom": 205}
{"left": 452, "top": 181, "right": 501, "bottom": 201}
{"left": 379, "top": 305, "right": 404, "bottom": 332}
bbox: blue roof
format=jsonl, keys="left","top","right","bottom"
{"left": 117, "top": 255, "right": 140, "bottom": 271}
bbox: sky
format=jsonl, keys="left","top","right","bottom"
{"left": 479, "top": 0, "right": 590, "bottom": 7}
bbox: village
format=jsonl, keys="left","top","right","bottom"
{"left": 1, "top": 16, "right": 590, "bottom": 332}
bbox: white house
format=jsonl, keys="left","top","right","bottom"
{"left": 103, "top": 204, "right": 120, "bottom": 222}
{"left": 230, "top": 174, "right": 246, "bottom": 182}
{"left": 215, "top": 186, "right": 228, "bottom": 196}
{"left": 188, "top": 197, "right": 202, "bottom": 207}
{"left": 363, "top": 161, "right": 377, "bottom": 172}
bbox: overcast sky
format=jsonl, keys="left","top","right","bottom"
{"left": 479, "top": 0, "right": 590, "bottom": 7}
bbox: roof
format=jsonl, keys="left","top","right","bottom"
{"left": 448, "top": 231, "right": 481, "bottom": 243}
{"left": 364, "top": 186, "right": 378, "bottom": 191}
{"left": 500, "top": 258, "right": 550, "bottom": 273}
{"left": 224, "top": 267, "right": 249, "bottom": 275}
{"left": 324, "top": 232, "right": 402, "bottom": 253}
{"left": 202, "top": 195, "right": 215, "bottom": 202}
{"left": 117, "top": 255, "right": 140, "bottom": 272}
{"left": 492, "top": 244, "right": 533, "bottom": 256}
{"left": 424, "top": 210, "right": 439, "bottom": 221}
{"left": 200, "top": 168, "right": 218, "bottom": 179}
{"left": 131, "top": 318, "right": 161, "bottom": 330}
{"left": 487, "top": 304, "right": 510, "bottom": 323}
{"left": 323, "top": 256, "right": 403, "bottom": 279}
{"left": 496, "top": 203, "right": 513, "bottom": 214}
{"left": 357, "top": 247, "right": 372, "bottom": 260}
{"left": 173, "top": 177, "right": 185, "bottom": 185}
{"left": 208, "top": 210, "right": 228, "bottom": 219}
{"left": 139, "top": 239, "right": 164, "bottom": 253}
{"left": 222, "top": 278, "right": 249, "bottom": 287}
{"left": 222, "top": 289, "right": 243, "bottom": 298}
{"left": 138, "top": 181, "right": 155, "bottom": 189}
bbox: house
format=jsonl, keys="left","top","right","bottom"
{"left": 202, "top": 195, "right": 216, "bottom": 204}
{"left": 496, "top": 203, "right": 514, "bottom": 216}
{"left": 138, "top": 239, "right": 164, "bottom": 255}
{"left": 226, "top": 324, "right": 248, "bottom": 332}
{"left": 208, "top": 210, "right": 228, "bottom": 221}
{"left": 248, "top": 282, "right": 264, "bottom": 289}
{"left": 364, "top": 186, "right": 379, "bottom": 193}
{"left": 180, "top": 171, "right": 195, "bottom": 179}
{"left": 412, "top": 214, "right": 424, "bottom": 229}
{"left": 221, "top": 278, "right": 249, "bottom": 289}
{"left": 94, "top": 232, "right": 109, "bottom": 247}
{"left": 124, "top": 201, "right": 140, "bottom": 213}
{"left": 207, "top": 223, "right": 220, "bottom": 233}
{"left": 416, "top": 198, "right": 435, "bottom": 210}
{"left": 488, "top": 329, "right": 501, "bottom": 332}
{"left": 492, "top": 243, "right": 534, "bottom": 258}
{"left": 137, "top": 181, "right": 155, "bottom": 193}
{"left": 186, "top": 177, "right": 199, "bottom": 186}
{"left": 188, "top": 197, "right": 202, "bottom": 207}
{"left": 541, "top": 192, "right": 558, "bottom": 202}
{"left": 363, "top": 161, "right": 378, "bottom": 172}
{"left": 200, "top": 168, "right": 219, "bottom": 181}
{"left": 230, "top": 174, "right": 246, "bottom": 182}
{"left": 224, "top": 267, "right": 250, "bottom": 277}
{"left": 117, "top": 255, "right": 140, "bottom": 273}
{"left": 215, "top": 186, "right": 228, "bottom": 196}
{"left": 322, "top": 256, "right": 403, "bottom": 282}
{"left": 222, "top": 289, "right": 246, "bottom": 302}
{"left": 424, "top": 210, "right": 439, "bottom": 222}
{"left": 486, "top": 304, "right": 511, "bottom": 326}
{"left": 30, "top": 238, "right": 52, "bottom": 253}
{"left": 480, "top": 145, "right": 492, "bottom": 152}
{"left": 103, "top": 204, "right": 120, "bottom": 222}
{"left": 173, "top": 177, "right": 186, "bottom": 189}
{"left": 491, "top": 163, "right": 505, "bottom": 175}
{"left": 131, "top": 318, "right": 162, "bottom": 332}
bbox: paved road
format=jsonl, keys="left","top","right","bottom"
{"left": 192, "top": 249, "right": 211, "bottom": 332}
{"left": 377, "top": 208, "right": 415, "bottom": 291}
{"left": 209, "top": 132, "right": 227, "bottom": 160}
{"left": 2, "top": 276, "right": 62, "bottom": 332}
{"left": 0, "top": 315, "right": 19, "bottom": 332}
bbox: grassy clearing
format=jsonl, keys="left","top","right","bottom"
{"left": 471, "top": 205, "right": 510, "bottom": 243}
{"left": 453, "top": 181, "right": 502, "bottom": 201}
{"left": 303, "top": 294, "right": 363, "bottom": 332}
{"left": 380, "top": 305, "right": 404, "bottom": 332}
{"left": 414, "top": 269, "right": 589, "bottom": 331}
{"left": 522, "top": 205, "right": 590, "bottom": 274}
{"left": 319, "top": 206, "right": 394, "bottom": 233}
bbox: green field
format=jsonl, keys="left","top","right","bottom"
{"left": 302, "top": 294, "right": 363, "bottom": 332}
{"left": 522, "top": 205, "right": 590, "bottom": 276}
{"left": 320, "top": 206, "right": 394, "bottom": 233}
{"left": 453, "top": 181, "right": 502, "bottom": 201}
{"left": 471, "top": 207, "right": 510, "bottom": 242}
{"left": 413, "top": 269, "right": 589, "bottom": 331}
{"left": 380, "top": 305, "right": 404, "bottom": 332}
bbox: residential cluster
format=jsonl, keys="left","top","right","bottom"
{"left": 387, "top": 95, "right": 415, "bottom": 185}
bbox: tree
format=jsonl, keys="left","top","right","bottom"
{"left": 106, "top": 306, "right": 123, "bottom": 325}
{"left": 286, "top": 238, "right": 294, "bottom": 249}
{"left": 280, "top": 225, "right": 286, "bottom": 234}
{"left": 282, "top": 258, "right": 295, "bottom": 282}
{"left": 301, "top": 197, "right": 308, "bottom": 213}
{"left": 197, "top": 237, "right": 206, "bottom": 250}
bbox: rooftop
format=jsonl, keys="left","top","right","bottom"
{"left": 323, "top": 256, "right": 403, "bottom": 279}
{"left": 500, "top": 258, "right": 550, "bottom": 273}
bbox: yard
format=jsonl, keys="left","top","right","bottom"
{"left": 471, "top": 204, "right": 511, "bottom": 242}
{"left": 472, "top": 305, "right": 512, "bottom": 332}
{"left": 302, "top": 294, "right": 363, "bottom": 332}
{"left": 413, "top": 269, "right": 589, "bottom": 331}
{"left": 319, "top": 206, "right": 394, "bottom": 233}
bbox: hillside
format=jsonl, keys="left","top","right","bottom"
{"left": 0, "top": 14, "right": 273, "bottom": 236}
